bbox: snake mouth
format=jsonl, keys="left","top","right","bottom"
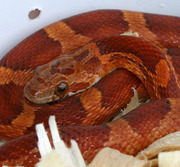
{"left": 24, "top": 89, "right": 59, "bottom": 105}
{"left": 25, "top": 95, "right": 59, "bottom": 105}
{"left": 24, "top": 92, "right": 69, "bottom": 106}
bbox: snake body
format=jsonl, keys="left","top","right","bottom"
{"left": 0, "top": 10, "right": 180, "bottom": 166}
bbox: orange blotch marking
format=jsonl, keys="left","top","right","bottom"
{"left": 104, "top": 119, "right": 143, "bottom": 155}
{"left": 0, "top": 100, "right": 38, "bottom": 140}
{"left": 169, "top": 98, "right": 180, "bottom": 111}
{"left": 81, "top": 87, "right": 110, "bottom": 125}
{"left": 146, "top": 101, "right": 180, "bottom": 143}
{"left": 155, "top": 59, "right": 170, "bottom": 87}
{"left": 81, "top": 87, "right": 102, "bottom": 111}
{"left": 0, "top": 67, "right": 33, "bottom": 86}
{"left": 123, "top": 11, "right": 160, "bottom": 47}
{"left": 44, "top": 21, "right": 92, "bottom": 54}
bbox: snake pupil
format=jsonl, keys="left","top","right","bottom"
{"left": 59, "top": 83, "right": 66, "bottom": 92}
{"left": 55, "top": 82, "right": 68, "bottom": 97}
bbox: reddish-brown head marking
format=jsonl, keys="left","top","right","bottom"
{"left": 60, "top": 68, "right": 75, "bottom": 75}
{"left": 70, "top": 82, "right": 90, "bottom": 92}
{"left": 50, "top": 68, "right": 59, "bottom": 75}
{"left": 85, "top": 57, "right": 101, "bottom": 74}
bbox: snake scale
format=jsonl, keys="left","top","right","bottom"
{"left": 0, "top": 10, "right": 180, "bottom": 166}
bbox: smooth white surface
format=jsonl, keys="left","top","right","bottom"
{"left": 0, "top": 0, "right": 180, "bottom": 58}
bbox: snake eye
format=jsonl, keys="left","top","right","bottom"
{"left": 55, "top": 82, "right": 69, "bottom": 98}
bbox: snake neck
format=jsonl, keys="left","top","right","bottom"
{"left": 83, "top": 36, "right": 180, "bottom": 99}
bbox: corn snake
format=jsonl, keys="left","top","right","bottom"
{"left": 0, "top": 10, "right": 180, "bottom": 166}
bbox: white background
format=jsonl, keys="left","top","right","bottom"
{"left": 0, "top": 0, "right": 180, "bottom": 58}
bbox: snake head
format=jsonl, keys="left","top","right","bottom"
{"left": 24, "top": 53, "right": 101, "bottom": 104}
{"left": 24, "top": 57, "right": 72, "bottom": 104}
